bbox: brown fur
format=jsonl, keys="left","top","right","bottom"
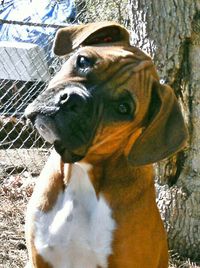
{"left": 25, "top": 22, "right": 188, "bottom": 267}
{"left": 81, "top": 155, "right": 168, "bottom": 267}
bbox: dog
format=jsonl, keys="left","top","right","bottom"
{"left": 25, "top": 22, "right": 188, "bottom": 268}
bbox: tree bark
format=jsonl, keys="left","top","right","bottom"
{"left": 128, "top": 0, "right": 200, "bottom": 260}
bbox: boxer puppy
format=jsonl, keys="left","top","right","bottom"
{"left": 25, "top": 22, "right": 188, "bottom": 268}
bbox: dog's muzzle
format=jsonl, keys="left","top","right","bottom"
{"left": 25, "top": 84, "right": 97, "bottom": 163}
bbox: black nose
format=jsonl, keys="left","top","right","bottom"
{"left": 59, "top": 93, "right": 88, "bottom": 114}
{"left": 25, "top": 85, "right": 91, "bottom": 122}
{"left": 59, "top": 92, "right": 69, "bottom": 104}
{"left": 24, "top": 108, "right": 38, "bottom": 125}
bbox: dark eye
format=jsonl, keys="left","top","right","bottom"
{"left": 76, "top": 55, "right": 92, "bottom": 69}
{"left": 118, "top": 103, "right": 131, "bottom": 115}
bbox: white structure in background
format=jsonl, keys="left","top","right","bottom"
{"left": 0, "top": 41, "right": 50, "bottom": 81}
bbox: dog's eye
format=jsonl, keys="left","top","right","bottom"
{"left": 76, "top": 55, "right": 92, "bottom": 69}
{"left": 118, "top": 103, "right": 131, "bottom": 115}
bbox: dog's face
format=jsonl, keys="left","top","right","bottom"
{"left": 25, "top": 22, "right": 188, "bottom": 165}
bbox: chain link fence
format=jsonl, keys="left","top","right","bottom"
{"left": 0, "top": 22, "right": 63, "bottom": 179}
{"left": 0, "top": 0, "right": 129, "bottom": 180}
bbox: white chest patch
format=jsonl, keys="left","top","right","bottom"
{"left": 33, "top": 163, "right": 116, "bottom": 268}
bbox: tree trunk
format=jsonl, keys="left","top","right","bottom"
{"left": 128, "top": 0, "right": 200, "bottom": 260}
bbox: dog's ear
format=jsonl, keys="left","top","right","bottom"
{"left": 53, "top": 21, "right": 130, "bottom": 56}
{"left": 128, "top": 81, "right": 188, "bottom": 166}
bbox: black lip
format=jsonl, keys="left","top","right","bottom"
{"left": 54, "top": 141, "right": 84, "bottom": 163}
{"left": 54, "top": 140, "right": 66, "bottom": 155}
{"left": 62, "top": 152, "right": 84, "bottom": 163}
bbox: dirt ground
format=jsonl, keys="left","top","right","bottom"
{"left": 0, "top": 148, "right": 49, "bottom": 267}
{"left": 0, "top": 170, "right": 200, "bottom": 268}
{"left": 0, "top": 148, "right": 50, "bottom": 177}
{"left": 0, "top": 171, "right": 35, "bottom": 268}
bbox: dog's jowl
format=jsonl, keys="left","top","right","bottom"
{"left": 25, "top": 22, "right": 188, "bottom": 268}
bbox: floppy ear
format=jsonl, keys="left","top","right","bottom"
{"left": 128, "top": 81, "right": 189, "bottom": 166}
{"left": 53, "top": 21, "right": 130, "bottom": 56}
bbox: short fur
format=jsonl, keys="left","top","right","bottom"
{"left": 25, "top": 22, "right": 188, "bottom": 268}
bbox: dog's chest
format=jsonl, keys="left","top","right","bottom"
{"left": 33, "top": 164, "right": 116, "bottom": 268}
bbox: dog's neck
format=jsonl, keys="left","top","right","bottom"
{"left": 78, "top": 154, "right": 155, "bottom": 210}
{"left": 33, "top": 151, "right": 155, "bottom": 214}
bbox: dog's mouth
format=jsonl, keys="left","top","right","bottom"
{"left": 54, "top": 140, "right": 84, "bottom": 163}
{"left": 25, "top": 83, "right": 104, "bottom": 164}
{"left": 32, "top": 113, "right": 91, "bottom": 163}
{"left": 26, "top": 102, "right": 100, "bottom": 163}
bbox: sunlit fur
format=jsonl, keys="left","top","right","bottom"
{"left": 25, "top": 22, "right": 188, "bottom": 268}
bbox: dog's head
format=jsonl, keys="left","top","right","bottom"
{"left": 25, "top": 22, "right": 188, "bottom": 165}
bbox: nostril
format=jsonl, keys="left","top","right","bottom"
{"left": 25, "top": 112, "right": 37, "bottom": 125}
{"left": 59, "top": 93, "right": 69, "bottom": 104}
{"left": 24, "top": 103, "right": 39, "bottom": 125}
{"left": 59, "top": 93, "right": 82, "bottom": 113}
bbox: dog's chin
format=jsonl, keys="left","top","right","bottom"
{"left": 61, "top": 150, "right": 84, "bottom": 163}
{"left": 54, "top": 143, "right": 83, "bottom": 163}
